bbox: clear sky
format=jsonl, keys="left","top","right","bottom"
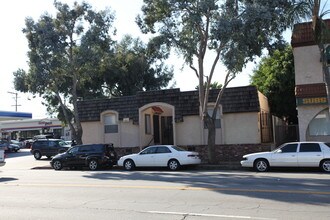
{"left": 0, "top": 0, "right": 264, "bottom": 119}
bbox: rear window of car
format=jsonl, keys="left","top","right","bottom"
{"left": 325, "top": 143, "right": 330, "bottom": 148}
{"left": 171, "top": 146, "right": 185, "bottom": 152}
{"left": 299, "top": 143, "right": 321, "bottom": 152}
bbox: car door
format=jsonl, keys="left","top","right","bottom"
{"left": 297, "top": 143, "right": 323, "bottom": 167}
{"left": 154, "top": 146, "right": 172, "bottom": 166}
{"left": 64, "top": 146, "right": 80, "bottom": 166}
{"left": 134, "top": 147, "right": 157, "bottom": 166}
{"left": 271, "top": 143, "right": 298, "bottom": 167}
{"left": 48, "top": 141, "right": 59, "bottom": 156}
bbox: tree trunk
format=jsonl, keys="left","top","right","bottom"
{"left": 205, "top": 115, "right": 216, "bottom": 164}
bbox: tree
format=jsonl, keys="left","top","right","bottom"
{"left": 103, "top": 35, "right": 174, "bottom": 96}
{"left": 251, "top": 45, "right": 297, "bottom": 124}
{"left": 137, "top": 0, "right": 299, "bottom": 163}
{"left": 13, "top": 1, "right": 115, "bottom": 144}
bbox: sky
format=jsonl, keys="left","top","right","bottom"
{"left": 0, "top": 0, "right": 274, "bottom": 119}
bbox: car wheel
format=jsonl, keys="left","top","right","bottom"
{"left": 168, "top": 159, "right": 180, "bottom": 171}
{"left": 33, "top": 151, "right": 42, "bottom": 160}
{"left": 88, "top": 159, "right": 98, "bottom": 171}
{"left": 320, "top": 160, "right": 330, "bottom": 172}
{"left": 124, "top": 159, "right": 135, "bottom": 171}
{"left": 52, "top": 160, "right": 63, "bottom": 170}
{"left": 254, "top": 159, "right": 269, "bottom": 172}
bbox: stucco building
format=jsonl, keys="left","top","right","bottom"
{"left": 292, "top": 20, "right": 330, "bottom": 142}
{"left": 77, "top": 86, "right": 272, "bottom": 153}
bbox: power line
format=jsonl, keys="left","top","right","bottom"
{"left": 8, "top": 91, "right": 21, "bottom": 112}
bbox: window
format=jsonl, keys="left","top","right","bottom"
{"left": 204, "top": 106, "right": 221, "bottom": 129}
{"left": 145, "top": 114, "right": 151, "bottom": 134}
{"left": 308, "top": 109, "right": 330, "bottom": 136}
{"left": 299, "top": 143, "right": 321, "bottom": 152}
{"left": 140, "top": 147, "right": 157, "bottom": 155}
{"left": 156, "top": 146, "right": 171, "bottom": 153}
{"left": 280, "top": 144, "right": 298, "bottom": 153}
{"left": 104, "top": 114, "right": 118, "bottom": 133}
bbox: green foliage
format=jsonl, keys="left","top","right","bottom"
{"left": 13, "top": 1, "right": 116, "bottom": 143}
{"left": 251, "top": 45, "right": 297, "bottom": 124}
{"left": 195, "top": 81, "right": 222, "bottom": 90}
{"left": 137, "top": 0, "right": 300, "bottom": 163}
{"left": 103, "top": 35, "right": 173, "bottom": 97}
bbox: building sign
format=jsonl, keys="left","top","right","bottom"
{"left": 296, "top": 97, "right": 328, "bottom": 106}
{"left": 38, "top": 120, "right": 52, "bottom": 126}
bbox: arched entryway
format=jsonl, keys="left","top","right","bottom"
{"left": 139, "top": 103, "right": 175, "bottom": 147}
{"left": 306, "top": 108, "right": 330, "bottom": 142}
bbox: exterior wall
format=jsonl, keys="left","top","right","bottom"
{"left": 297, "top": 104, "right": 328, "bottom": 141}
{"left": 81, "top": 121, "right": 103, "bottom": 144}
{"left": 293, "top": 44, "right": 327, "bottom": 141}
{"left": 223, "top": 112, "right": 260, "bottom": 144}
{"left": 119, "top": 120, "right": 139, "bottom": 148}
{"left": 258, "top": 92, "right": 270, "bottom": 112}
{"left": 176, "top": 115, "right": 202, "bottom": 145}
{"left": 81, "top": 112, "right": 262, "bottom": 147}
{"left": 140, "top": 108, "right": 154, "bottom": 147}
{"left": 293, "top": 45, "right": 324, "bottom": 85}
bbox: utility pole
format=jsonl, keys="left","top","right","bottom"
{"left": 8, "top": 91, "right": 21, "bottom": 112}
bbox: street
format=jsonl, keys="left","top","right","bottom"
{"left": 1, "top": 149, "right": 330, "bottom": 220}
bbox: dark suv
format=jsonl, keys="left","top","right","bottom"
{"left": 30, "top": 139, "right": 70, "bottom": 160}
{"left": 50, "top": 144, "right": 118, "bottom": 171}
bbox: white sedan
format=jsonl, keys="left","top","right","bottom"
{"left": 241, "top": 142, "right": 330, "bottom": 172}
{"left": 117, "top": 145, "right": 201, "bottom": 171}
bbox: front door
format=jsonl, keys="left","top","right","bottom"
{"left": 161, "top": 116, "right": 173, "bottom": 145}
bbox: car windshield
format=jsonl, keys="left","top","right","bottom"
{"left": 325, "top": 143, "right": 330, "bottom": 148}
{"left": 171, "top": 146, "right": 185, "bottom": 151}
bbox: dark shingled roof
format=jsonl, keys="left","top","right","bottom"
{"left": 291, "top": 19, "right": 330, "bottom": 47}
{"left": 77, "top": 85, "right": 261, "bottom": 124}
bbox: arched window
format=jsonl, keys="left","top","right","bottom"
{"left": 104, "top": 113, "right": 118, "bottom": 133}
{"left": 308, "top": 109, "right": 330, "bottom": 136}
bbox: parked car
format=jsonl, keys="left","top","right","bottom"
{"left": 0, "top": 148, "right": 5, "bottom": 167}
{"left": 241, "top": 142, "right": 330, "bottom": 172}
{"left": 30, "top": 139, "right": 71, "bottom": 160}
{"left": 0, "top": 140, "right": 9, "bottom": 152}
{"left": 117, "top": 145, "right": 201, "bottom": 171}
{"left": 8, "top": 141, "right": 21, "bottom": 152}
{"left": 50, "top": 144, "right": 118, "bottom": 171}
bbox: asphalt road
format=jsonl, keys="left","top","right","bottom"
{"left": 1, "top": 149, "right": 330, "bottom": 220}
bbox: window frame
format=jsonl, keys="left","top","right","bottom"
{"left": 103, "top": 113, "right": 118, "bottom": 134}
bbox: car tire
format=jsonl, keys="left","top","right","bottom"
{"left": 168, "top": 159, "right": 180, "bottom": 171}
{"left": 88, "top": 159, "right": 98, "bottom": 171}
{"left": 33, "top": 151, "right": 42, "bottom": 160}
{"left": 52, "top": 160, "right": 63, "bottom": 170}
{"left": 254, "top": 159, "right": 269, "bottom": 172}
{"left": 320, "top": 159, "right": 330, "bottom": 172}
{"left": 124, "top": 159, "right": 135, "bottom": 171}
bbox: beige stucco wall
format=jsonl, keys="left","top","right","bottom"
{"left": 176, "top": 115, "right": 202, "bottom": 145}
{"left": 81, "top": 121, "right": 103, "bottom": 144}
{"left": 118, "top": 120, "right": 139, "bottom": 147}
{"left": 223, "top": 112, "right": 260, "bottom": 144}
{"left": 293, "top": 45, "right": 323, "bottom": 85}
{"left": 297, "top": 105, "right": 328, "bottom": 141}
